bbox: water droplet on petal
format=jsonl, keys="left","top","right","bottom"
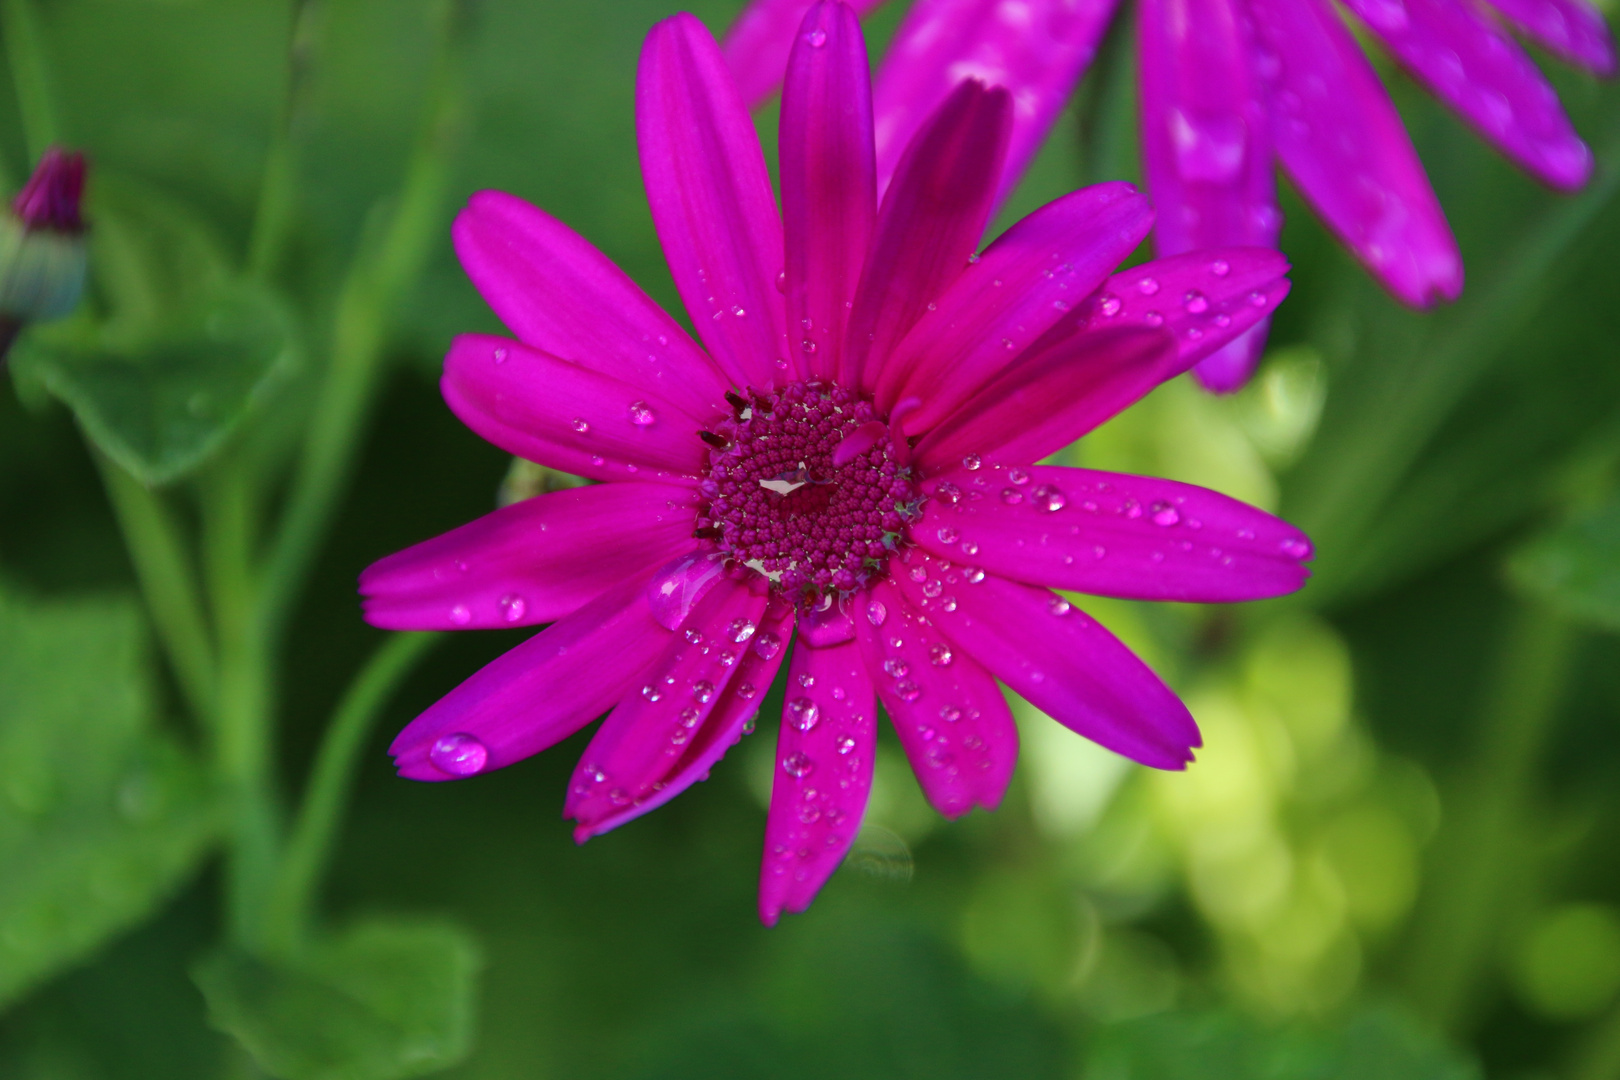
{"left": 1183, "top": 290, "right": 1209, "bottom": 314}
{"left": 1098, "top": 293, "right": 1122, "bottom": 317}
{"left": 449, "top": 604, "right": 471, "bottom": 626}
{"left": 1151, "top": 502, "right": 1181, "bottom": 526}
{"left": 940, "top": 704, "right": 962, "bottom": 723}
{"left": 499, "top": 594, "right": 526, "bottom": 623}
{"left": 884, "top": 658, "right": 910, "bottom": 678}
{"left": 738, "top": 683, "right": 758, "bottom": 701}
{"left": 1211, "top": 259, "right": 1230, "bottom": 276}
{"left": 641, "top": 684, "right": 663, "bottom": 702}
{"left": 866, "top": 600, "right": 887, "bottom": 626}
{"left": 783, "top": 751, "right": 815, "bottom": 778}
{"left": 692, "top": 679, "right": 715, "bottom": 703}
{"left": 962, "top": 454, "right": 982, "bottom": 471}
{"left": 628, "top": 401, "right": 656, "bottom": 426}
{"left": 752, "top": 630, "right": 781, "bottom": 658}
{"left": 1001, "top": 488, "right": 1024, "bottom": 505}
{"left": 492, "top": 347, "right": 508, "bottom": 364}
{"left": 929, "top": 643, "right": 953, "bottom": 667}
{"left": 570, "top": 417, "right": 590, "bottom": 433}
{"left": 1008, "top": 467, "right": 1030, "bottom": 486}
{"left": 1033, "top": 484, "right": 1065, "bottom": 512}
{"left": 835, "top": 735, "right": 856, "bottom": 755}
{"left": 430, "top": 733, "right": 487, "bottom": 776}
{"left": 1048, "top": 597, "right": 1072, "bottom": 615}
{"left": 788, "top": 698, "right": 821, "bottom": 731}
{"left": 1138, "top": 276, "right": 1160, "bottom": 296}
{"left": 937, "top": 526, "right": 960, "bottom": 544}
{"left": 922, "top": 579, "right": 943, "bottom": 598}
{"left": 728, "top": 618, "right": 757, "bottom": 643}
{"left": 1144, "top": 310, "right": 1165, "bottom": 327}
{"left": 896, "top": 680, "right": 921, "bottom": 702}
{"left": 805, "top": 27, "right": 827, "bottom": 46}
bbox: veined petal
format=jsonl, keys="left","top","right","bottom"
{"left": 452, "top": 191, "right": 730, "bottom": 421}
{"left": 781, "top": 2, "right": 876, "bottom": 384}
{"left": 913, "top": 327, "right": 1178, "bottom": 472}
{"left": 566, "top": 577, "right": 769, "bottom": 838}
{"left": 877, "top": 182, "right": 1152, "bottom": 414}
{"left": 1247, "top": 0, "right": 1463, "bottom": 306}
{"left": 361, "top": 482, "right": 700, "bottom": 631}
{"left": 1343, "top": 0, "right": 1593, "bottom": 189}
{"left": 723, "top": 0, "right": 890, "bottom": 105}
{"left": 759, "top": 636, "right": 876, "bottom": 924}
{"left": 442, "top": 335, "right": 708, "bottom": 483}
{"left": 389, "top": 578, "right": 669, "bottom": 781}
{"left": 891, "top": 550, "right": 1200, "bottom": 770}
{"left": 856, "top": 579, "right": 1017, "bottom": 818}
{"left": 916, "top": 464, "right": 1314, "bottom": 602}
{"left": 639, "top": 14, "right": 788, "bottom": 390}
{"left": 1484, "top": 0, "right": 1616, "bottom": 76}
{"left": 848, "top": 79, "right": 1012, "bottom": 395}
{"left": 871, "top": 0, "right": 1119, "bottom": 203}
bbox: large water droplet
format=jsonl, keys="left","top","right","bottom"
{"left": 1048, "top": 597, "right": 1071, "bottom": 615}
{"left": 835, "top": 734, "right": 857, "bottom": 755}
{"left": 1138, "top": 276, "right": 1161, "bottom": 296}
{"left": 1151, "top": 502, "right": 1181, "bottom": 527}
{"left": 645, "top": 553, "right": 726, "bottom": 631}
{"left": 805, "top": 27, "right": 827, "bottom": 46}
{"left": 782, "top": 751, "right": 816, "bottom": 778}
{"left": 753, "top": 631, "right": 782, "bottom": 659}
{"left": 1001, "top": 488, "right": 1024, "bottom": 505}
{"left": 430, "top": 733, "right": 487, "bottom": 776}
{"left": 866, "top": 600, "right": 887, "bottom": 626}
{"left": 499, "top": 594, "right": 526, "bottom": 623}
{"left": 1033, "top": 484, "right": 1065, "bottom": 512}
{"left": 642, "top": 684, "right": 663, "bottom": 702}
{"left": 729, "top": 618, "right": 757, "bottom": 643}
{"left": 940, "top": 704, "right": 962, "bottom": 723}
{"left": 884, "top": 658, "right": 910, "bottom": 678}
{"left": 962, "top": 454, "right": 982, "bottom": 471}
{"left": 1098, "top": 293, "right": 1122, "bottom": 317}
{"left": 692, "top": 679, "right": 716, "bottom": 703}
{"left": 628, "top": 401, "right": 656, "bottom": 426}
{"left": 929, "top": 643, "right": 953, "bottom": 667}
{"left": 896, "top": 680, "right": 921, "bottom": 702}
{"left": 1183, "top": 290, "right": 1209, "bottom": 314}
{"left": 788, "top": 698, "right": 820, "bottom": 731}
{"left": 937, "top": 525, "right": 960, "bottom": 544}
{"left": 449, "top": 604, "right": 471, "bottom": 626}
{"left": 922, "top": 579, "right": 943, "bottom": 598}
{"left": 571, "top": 417, "right": 590, "bottom": 433}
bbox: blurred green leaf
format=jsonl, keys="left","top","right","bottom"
{"left": 1084, "top": 1006, "right": 1480, "bottom": 1080}
{"left": 1506, "top": 494, "right": 1620, "bottom": 631}
{"left": 193, "top": 918, "right": 481, "bottom": 1080}
{"left": 0, "top": 590, "right": 220, "bottom": 1012}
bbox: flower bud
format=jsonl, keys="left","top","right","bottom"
{"left": 0, "top": 148, "right": 88, "bottom": 338}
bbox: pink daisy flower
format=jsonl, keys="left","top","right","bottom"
{"left": 724, "top": 0, "right": 1615, "bottom": 390}
{"left": 361, "top": 3, "right": 1312, "bottom": 924}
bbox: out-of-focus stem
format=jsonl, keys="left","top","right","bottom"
{"left": 1, "top": 0, "right": 60, "bottom": 159}
{"left": 263, "top": 631, "right": 440, "bottom": 952}
{"left": 1404, "top": 600, "right": 1579, "bottom": 1032}
{"left": 1572, "top": 998, "right": 1620, "bottom": 1080}
{"left": 94, "top": 452, "right": 217, "bottom": 724}
{"left": 1076, "top": 13, "right": 1135, "bottom": 190}
{"left": 248, "top": 0, "right": 324, "bottom": 281}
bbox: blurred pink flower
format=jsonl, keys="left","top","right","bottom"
{"left": 725, "top": 0, "right": 1615, "bottom": 390}
{"left": 362, "top": 3, "right": 1311, "bottom": 923}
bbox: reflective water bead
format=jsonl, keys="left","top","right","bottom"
{"left": 449, "top": 604, "right": 471, "bottom": 626}
{"left": 922, "top": 579, "right": 943, "bottom": 598}
{"left": 929, "top": 643, "right": 953, "bottom": 667}
{"left": 964, "top": 567, "right": 985, "bottom": 584}
{"left": 738, "top": 682, "right": 757, "bottom": 700}
{"left": 499, "top": 594, "right": 526, "bottom": 623}
{"left": 883, "top": 658, "right": 910, "bottom": 678}
{"left": 429, "top": 733, "right": 488, "bottom": 776}
{"left": 692, "top": 680, "right": 715, "bottom": 703}
{"left": 962, "top": 454, "right": 982, "bottom": 470}
{"left": 782, "top": 752, "right": 816, "bottom": 778}
{"left": 1098, "top": 293, "right": 1122, "bottom": 317}
{"left": 1048, "top": 597, "right": 1072, "bottom": 615}
{"left": 728, "top": 618, "right": 757, "bottom": 643}
{"left": 628, "top": 401, "right": 656, "bottom": 426}
{"left": 896, "top": 680, "right": 921, "bottom": 702}
{"left": 788, "top": 698, "right": 820, "bottom": 732}
{"left": 1033, "top": 484, "right": 1065, "bottom": 512}
{"left": 1151, "top": 502, "right": 1181, "bottom": 526}
{"left": 937, "top": 525, "right": 960, "bottom": 544}
{"left": 940, "top": 704, "right": 962, "bottom": 723}
{"left": 752, "top": 631, "right": 782, "bottom": 659}
{"left": 1183, "top": 290, "right": 1209, "bottom": 314}
{"left": 866, "top": 600, "right": 887, "bottom": 626}
{"left": 835, "top": 735, "right": 857, "bottom": 755}
{"left": 1138, "top": 276, "right": 1160, "bottom": 295}
{"left": 1001, "top": 488, "right": 1024, "bottom": 505}
{"left": 641, "top": 685, "right": 663, "bottom": 702}
{"left": 570, "top": 417, "right": 590, "bottom": 433}
{"left": 805, "top": 27, "right": 827, "bottom": 46}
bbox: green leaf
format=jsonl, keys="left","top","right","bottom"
{"left": 1506, "top": 494, "right": 1620, "bottom": 631}
{"left": 0, "top": 590, "right": 220, "bottom": 1012}
{"left": 193, "top": 919, "right": 481, "bottom": 1080}
{"left": 1083, "top": 1006, "right": 1480, "bottom": 1080}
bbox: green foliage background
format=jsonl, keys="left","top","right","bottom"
{"left": 2, "top": 0, "right": 1620, "bottom": 1077}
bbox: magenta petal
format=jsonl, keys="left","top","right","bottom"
{"left": 878, "top": 182, "right": 1152, "bottom": 416}
{"left": 781, "top": 2, "right": 876, "bottom": 383}
{"left": 759, "top": 636, "right": 876, "bottom": 925}
{"left": 639, "top": 14, "right": 788, "bottom": 390}
{"left": 361, "top": 483, "right": 700, "bottom": 631}
{"left": 913, "top": 327, "right": 1178, "bottom": 472}
{"left": 1485, "top": 0, "right": 1616, "bottom": 76}
{"left": 569, "top": 595, "right": 795, "bottom": 840}
{"left": 722, "top": 0, "right": 890, "bottom": 105}
{"left": 1136, "top": 0, "right": 1279, "bottom": 265}
{"left": 1247, "top": 0, "right": 1462, "bottom": 307}
{"left": 389, "top": 578, "right": 669, "bottom": 781}
{"left": 452, "top": 192, "right": 730, "bottom": 421}
{"left": 1344, "top": 0, "right": 1593, "bottom": 189}
{"left": 891, "top": 550, "right": 1200, "bottom": 770}
{"left": 871, "top": 0, "right": 1119, "bottom": 203}
{"left": 847, "top": 79, "right": 1012, "bottom": 394}
{"left": 1194, "top": 322, "right": 1270, "bottom": 394}
{"left": 856, "top": 580, "right": 1017, "bottom": 818}
{"left": 916, "top": 464, "right": 1314, "bottom": 602}
{"left": 442, "top": 335, "right": 708, "bottom": 483}
{"left": 566, "top": 577, "right": 768, "bottom": 838}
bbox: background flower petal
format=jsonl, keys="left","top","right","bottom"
{"left": 1484, "top": 0, "right": 1616, "bottom": 75}
{"left": 639, "top": 13, "right": 788, "bottom": 390}
{"left": 722, "top": 0, "right": 890, "bottom": 105}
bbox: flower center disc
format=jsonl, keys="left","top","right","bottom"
{"left": 700, "top": 381, "right": 916, "bottom": 600}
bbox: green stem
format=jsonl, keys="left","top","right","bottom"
{"left": 1075, "top": 14, "right": 1136, "bottom": 191}
{"left": 264, "top": 631, "right": 441, "bottom": 951}
{"left": 94, "top": 451, "right": 217, "bottom": 724}
{"left": 256, "top": 0, "right": 469, "bottom": 650}
{"left": 248, "top": 0, "right": 323, "bottom": 281}
{"left": 1572, "top": 999, "right": 1620, "bottom": 1080}
{"left": 1404, "top": 600, "right": 1579, "bottom": 1032}
{"left": 1, "top": 0, "right": 59, "bottom": 158}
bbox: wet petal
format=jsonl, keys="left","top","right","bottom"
{"left": 722, "top": 0, "right": 890, "bottom": 105}
{"left": 781, "top": 2, "right": 876, "bottom": 384}
{"left": 1247, "top": 0, "right": 1462, "bottom": 306}
{"left": 871, "top": 0, "right": 1119, "bottom": 203}
{"left": 1485, "top": 0, "right": 1616, "bottom": 75}
{"left": 916, "top": 464, "right": 1314, "bottom": 603}
{"left": 452, "top": 191, "right": 729, "bottom": 421}
{"left": 361, "top": 482, "right": 701, "bottom": 631}
{"left": 877, "top": 182, "right": 1152, "bottom": 415}
{"left": 891, "top": 550, "right": 1199, "bottom": 770}
{"left": 639, "top": 14, "right": 788, "bottom": 390}
{"left": 759, "top": 636, "right": 876, "bottom": 924}
{"left": 913, "top": 327, "right": 1178, "bottom": 472}
{"left": 442, "top": 334, "right": 708, "bottom": 483}
{"left": 389, "top": 578, "right": 670, "bottom": 781}
{"left": 848, "top": 79, "right": 1011, "bottom": 394}
{"left": 1344, "top": 0, "right": 1593, "bottom": 189}
{"left": 856, "top": 579, "right": 1017, "bottom": 818}
{"left": 566, "top": 577, "right": 769, "bottom": 838}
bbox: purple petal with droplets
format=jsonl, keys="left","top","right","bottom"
{"left": 1247, "top": 0, "right": 1462, "bottom": 306}
{"left": 878, "top": 182, "right": 1152, "bottom": 415}
{"left": 389, "top": 578, "right": 670, "bottom": 781}
{"left": 442, "top": 335, "right": 708, "bottom": 483}
{"left": 857, "top": 579, "right": 1017, "bottom": 818}
{"left": 916, "top": 464, "right": 1313, "bottom": 603}
{"left": 645, "top": 551, "right": 730, "bottom": 631}
{"left": 781, "top": 2, "right": 876, "bottom": 383}
{"left": 759, "top": 636, "right": 876, "bottom": 925}
{"left": 1485, "top": 0, "right": 1616, "bottom": 75}
{"left": 1343, "top": 0, "right": 1593, "bottom": 189}
{"left": 847, "top": 79, "right": 1011, "bottom": 395}
{"left": 452, "top": 191, "right": 730, "bottom": 421}
{"left": 361, "top": 483, "right": 700, "bottom": 631}
{"left": 722, "top": 0, "right": 890, "bottom": 105}
{"left": 871, "top": 0, "right": 1119, "bottom": 204}
{"left": 891, "top": 550, "right": 1200, "bottom": 770}
{"left": 913, "top": 327, "right": 1179, "bottom": 472}
{"left": 639, "top": 14, "right": 788, "bottom": 390}
{"left": 567, "top": 577, "right": 768, "bottom": 838}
